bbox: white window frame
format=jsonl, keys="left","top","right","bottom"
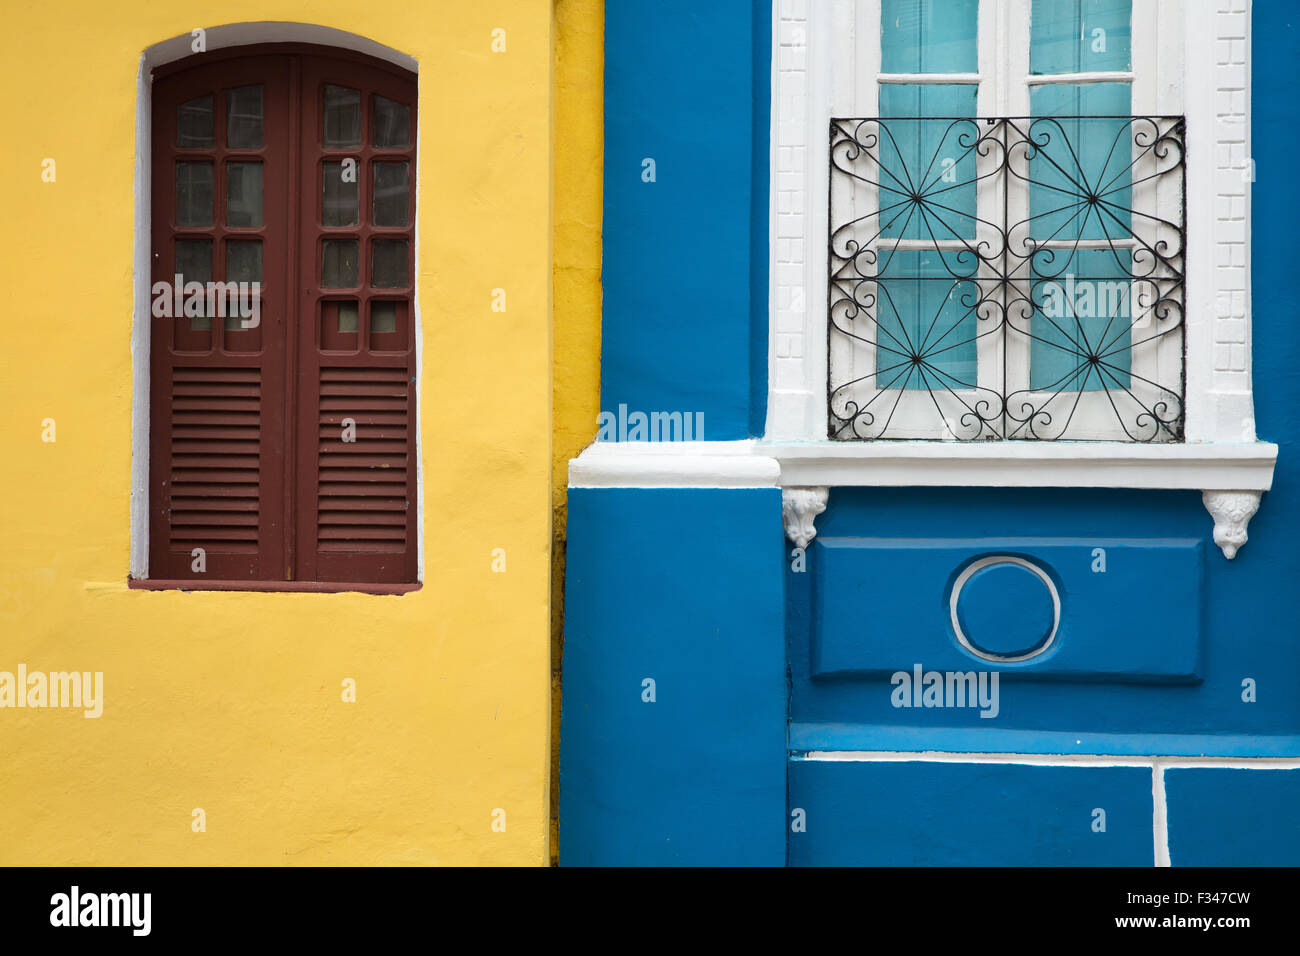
{"left": 760, "top": 0, "right": 1274, "bottom": 553}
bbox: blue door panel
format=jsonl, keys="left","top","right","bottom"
{"left": 789, "top": 759, "right": 1154, "bottom": 865}
{"left": 560, "top": 487, "right": 788, "bottom": 866}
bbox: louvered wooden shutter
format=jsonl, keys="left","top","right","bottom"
{"left": 294, "top": 56, "right": 418, "bottom": 584}
{"left": 148, "top": 48, "right": 416, "bottom": 586}
{"left": 307, "top": 366, "right": 416, "bottom": 582}
{"left": 149, "top": 56, "right": 291, "bottom": 581}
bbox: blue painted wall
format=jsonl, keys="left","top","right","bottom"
{"left": 601, "top": 0, "right": 770, "bottom": 440}
{"left": 1166, "top": 768, "right": 1300, "bottom": 866}
{"left": 565, "top": 2, "right": 1300, "bottom": 866}
{"left": 559, "top": 488, "right": 787, "bottom": 865}
{"left": 790, "top": 761, "right": 1154, "bottom": 866}
{"left": 788, "top": 488, "right": 1300, "bottom": 749}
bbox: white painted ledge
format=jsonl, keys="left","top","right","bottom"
{"left": 764, "top": 441, "right": 1279, "bottom": 491}
{"left": 568, "top": 441, "right": 781, "bottom": 489}
{"left": 569, "top": 439, "right": 1277, "bottom": 491}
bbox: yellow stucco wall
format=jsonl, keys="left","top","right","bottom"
{"left": 549, "top": 0, "right": 603, "bottom": 865}
{"left": 0, "top": 2, "right": 557, "bottom": 864}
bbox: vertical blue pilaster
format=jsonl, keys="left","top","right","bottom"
{"left": 559, "top": 488, "right": 787, "bottom": 865}
{"left": 602, "top": 0, "right": 770, "bottom": 439}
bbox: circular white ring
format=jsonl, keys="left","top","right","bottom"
{"left": 948, "top": 555, "right": 1061, "bottom": 663}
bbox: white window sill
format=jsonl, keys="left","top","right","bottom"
{"left": 763, "top": 440, "right": 1277, "bottom": 491}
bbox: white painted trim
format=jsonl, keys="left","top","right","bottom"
{"left": 411, "top": 69, "right": 425, "bottom": 584}
{"left": 766, "top": 439, "right": 1278, "bottom": 489}
{"left": 130, "top": 25, "right": 422, "bottom": 582}
{"left": 796, "top": 750, "right": 1300, "bottom": 768}
{"left": 129, "top": 55, "right": 152, "bottom": 580}
{"left": 1153, "top": 764, "right": 1170, "bottom": 866}
{"left": 949, "top": 555, "right": 1060, "bottom": 662}
{"left": 143, "top": 22, "right": 417, "bottom": 72}
{"left": 1024, "top": 71, "right": 1136, "bottom": 84}
{"left": 568, "top": 442, "right": 780, "bottom": 489}
{"left": 568, "top": 439, "right": 1276, "bottom": 490}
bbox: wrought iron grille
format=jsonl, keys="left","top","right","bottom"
{"left": 828, "top": 115, "right": 1186, "bottom": 441}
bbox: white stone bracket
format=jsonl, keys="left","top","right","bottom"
{"left": 782, "top": 487, "right": 828, "bottom": 549}
{"left": 1201, "top": 490, "right": 1262, "bottom": 560}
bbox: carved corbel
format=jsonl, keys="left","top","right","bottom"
{"left": 1201, "top": 490, "right": 1262, "bottom": 559}
{"left": 782, "top": 487, "right": 829, "bottom": 549}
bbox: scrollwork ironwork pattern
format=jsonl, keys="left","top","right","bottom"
{"left": 828, "top": 115, "right": 1186, "bottom": 441}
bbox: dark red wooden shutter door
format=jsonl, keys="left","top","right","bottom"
{"left": 149, "top": 56, "right": 291, "bottom": 581}
{"left": 295, "top": 56, "right": 418, "bottom": 584}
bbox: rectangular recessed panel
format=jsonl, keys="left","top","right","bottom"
{"left": 789, "top": 759, "right": 1154, "bottom": 866}
{"left": 316, "top": 367, "right": 409, "bottom": 553}
{"left": 1165, "top": 768, "right": 1300, "bottom": 866}
{"left": 168, "top": 366, "right": 261, "bottom": 553}
{"left": 810, "top": 537, "right": 1203, "bottom": 682}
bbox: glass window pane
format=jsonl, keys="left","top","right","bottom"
{"left": 224, "top": 241, "right": 261, "bottom": 331}
{"left": 321, "top": 300, "right": 360, "bottom": 349}
{"left": 371, "top": 240, "right": 408, "bottom": 288}
{"left": 374, "top": 95, "right": 410, "bottom": 148}
{"left": 371, "top": 301, "right": 398, "bottom": 333}
{"left": 323, "top": 85, "right": 362, "bottom": 148}
{"left": 876, "top": 85, "right": 979, "bottom": 243}
{"left": 175, "top": 239, "right": 212, "bottom": 281}
{"left": 338, "top": 301, "right": 359, "bottom": 333}
{"left": 175, "top": 239, "right": 212, "bottom": 329}
{"left": 226, "top": 85, "right": 264, "bottom": 148}
{"left": 177, "top": 95, "right": 214, "bottom": 148}
{"left": 226, "top": 240, "right": 262, "bottom": 283}
{"left": 1031, "top": 249, "right": 1131, "bottom": 391}
{"left": 225, "top": 162, "right": 263, "bottom": 227}
{"left": 372, "top": 161, "right": 410, "bottom": 226}
{"left": 1028, "top": 83, "right": 1132, "bottom": 242}
{"left": 881, "top": 0, "right": 979, "bottom": 74}
{"left": 1031, "top": 0, "right": 1132, "bottom": 75}
{"left": 323, "top": 160, "right": 360, "bottom": 226}
{"left": 175, "top": 161, "right": 214, "bottom": 226}
{"left": 875, "top": 253, "right": 978, "bottom": 391}
{"left": 322, "top": 239, "right": 359, "bottom": 288}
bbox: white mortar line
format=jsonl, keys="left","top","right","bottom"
{"left": 799, "top": 750, "right": 1300, "bottom": 768}
{"left": 1152, "top": 763, "right": 1170, "bottom": 866}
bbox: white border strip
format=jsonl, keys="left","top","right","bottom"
{"left": 567, "top": 438, "right": 1278, "bottom": 490}
{"left": 568, "top": 441, "right": 780, "bottom": 489}
{"left": 1153, "top": 764, "right": 1170, "bottom": 866}
{"left": 797, "top": 750, "right": 1300, "bottom": 768}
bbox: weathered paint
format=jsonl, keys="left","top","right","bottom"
{"left": 550, "top": 0, "right": 605, "bottom": 865}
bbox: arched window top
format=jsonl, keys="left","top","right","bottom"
{"left": 142, "top": 23, "right": 417, "bottom": 75}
